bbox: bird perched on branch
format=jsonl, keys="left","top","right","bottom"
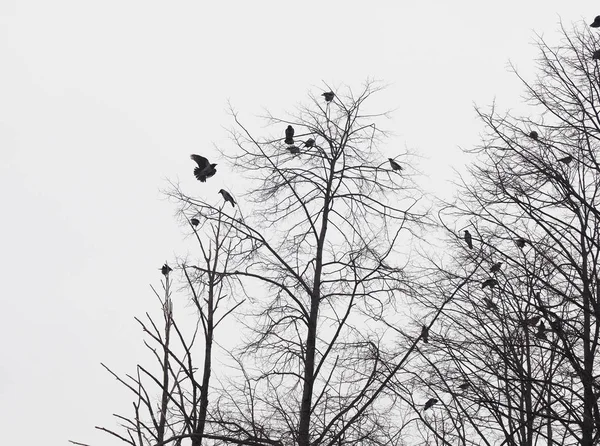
{"left": 424, "top": 398, "right": 438, "bottom": 411}
{"left": 482, "top": 278, "right": 498, "bottom": 289}
{"left": 304, "top": 138, "right": 315, "bottom": 148}
{"left": 160, "top": 263, "right": 172, "bottom": 276}
{"left": 464, "top": 230, "right": 473, "bottom": 249}
{"left": 594, "top": 50, "right": 600, "bottom": 61}
{"left": 458, "top": 382, "right": 470, "bottom": 391}
{"left": 591, "top": 16, "right": 600, "bottom": 28}
{"left": 529, "top": 131, "right": 539, "bottom": 140}
{"left": 557, "top": 155, "right": 573, "bottom": 164}
{"left": 190, "top": 154, "right": 217, "bottom": 182}
{"left": 285, "top": 125, "right": 295, "bottom": 145}
{"left": 490, "top": 262, "right": 503, "bottom": 274}
{"left": 515, "top": 237, "right": 528, "bottom": 249}
{"left": 388, "top": 158, "right": 403, "bottom": 171}
{"left": 536, "top": 321, "right": 547, "bottom": 340}
{"left": 522, "top": 315, "right": 541, "bottom": 328}
{"left": 287, "top": 145, "right": 300, "bottom": 155}
{"left": 484, "top": 298, "right": 498, "bottom": 311}
{"left": 322, "top": 91, "right": 335, "bottom": 102}
{"left": 421, "top": 325, "right": 429, "bottom": 343}
{"left": 191, "top": 218, "right": 199, "bottom": 227}
{"left": 218, "top": 189, "right": 236, "bottom": 207}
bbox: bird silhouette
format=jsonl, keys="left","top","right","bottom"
{"left": 285, "top": 125, "right": 295, "bottom": 145}
{"left": 482, "top": 278, "right": 498, "bottom": 289}
{"left": 464, "top": 230, "right": 473, "bottom": 249}
{"left": 191, "top": 218, "right": 199, "bottom": 227}
{"left": 288, "top": 145, "right": 300, "bottom": 155}
{"left": 421, "top": 325, "right": 429, "bottom": 343}
{"left": 484, "top": 298, "right": 498, "bottom": 311}
{"left": 458, "top": 382, "right": 470, "bottom": 391}
{"left": 536, "top": 321, "right": 547, "bottom": 340}
{"left": 160, "top": 263, "right": 172, "bottom": 276}
{"left": 594, "top": 50, "right": 600, "bottom": 60}
{"left": 388, "top": 158, "right": 403, "bottom": 171}
{"left": 522, "top": 315, "right": 541, "bottom": 327}
{"left": 424, "top": 398, "right": 438, "bottom": 411}
{"left": 557, "top": 155, "right": 573, "bottom": 164}
{"left": 190, "top": 154, "right": 217, "bottom": 182}
{"left": 490, "top": 262, "right": 502, "bottom": 273}
{"left": 218, "top": 189, "right": 236, "bottom": 207}
{"left": 322, "top": 91, "right": 335, "bottom": 102}
{"left": 304, "top": 138, "right": 315, "bottom": 148}
{"left": 515, "top": 237, "right": 528, "bottom": 249}
{"left": 529, "top": 131, "right": 539, "bottom": 140}
{"left": 591, "top": 16, "right": 600, "bottom": 28}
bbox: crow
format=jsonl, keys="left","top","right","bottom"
{"left": 304, "top": 138, "right": 315, "bottom": 148}
{"left": 490, "top": 262, "right": 503, "bottom": 273}
{"left": 458, "top": 382, "right": 470, "bottom": 391}
{"left": 515, "top": 237, "right": 528, "bottom": 249}
{"left": 285, "top": 125, "right": 295, "bottom": 145}
{"left": 160, "top": 263, "right": 172, "bottom": 276}
{"left": 522, "top": 315, "right": 541, "bottom": 327}
{"left": 218, "top": 189, "right": 236, "bottom": 207}
{"left": 464, "top": 230, "right": 473, "bottom": 249}
{"left": 594, "top": 50, "right": 600, "bottom": 61}
{"left": 529, "top": 131, "right": 539, "bottom": 140}
{"left": 421, "top": 325, "right": 429, "bottom": 343}
{"left": 322, "top": 91, "right": 335, "bottom": 102}
{"left": 288, "top": 145, "right": 300, "bottom": 155}
{"left": 536, "top": 321, "right": 547, "bottom": 340}
{"left": 557, "top": 155, "right": 573, "bottom": 164}
{"left": 388, "top": 158, "right": 403, "bottom": 171}
{"left": 484, "top": 298, "right": 498, "bottom": 311}
{"left": 190, "top": 154, "right": 217, "bottom": 182}
{"left": 482, "top": 278, "right": 498, "bottom": 289}
{"left": 424, "top": 398, "right": 438, "bottom": 411}
{"left": 591, "top": 16, "right": 600, "bottom": 28}
{"left": 191, "top": 218, "right": 200, "bottom": 227}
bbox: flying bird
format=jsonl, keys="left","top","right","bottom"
{"left": 591, "top": 16, "right": 600, "bottom": 28}
{"left": 218, "top": 189, "right": 236, "bottom": 207}
{"left": 160, "top": 263, "right": 172, "bottom": 276}
{"left": 424, "top": 398, "right": 438, "bottom": 411}
{"left": 557, "top": 155, "right": 573, "bottom": 164}
{"left": 322, "top": 91, "right": 335, "bottom": 102}
{"left": 458, "top": 382, "right": 470, "bottom": 391}
{"left": 594, "top": 50, "right": 600, "bottom": 61}
{"left": 285, "top": 125, "right": 295, "bottom": 145}
{"left": 490, "top": 262, "right": 503, "bottom": 274}
{"left": 190, "top": 154, "right": 217, "bottom": 182}
{"left": 388, "top": 158, "right": 403, "bottom": 171}
{"left": 191, "top": 218, "right": 200, "bottom": 227}
{"left": 421, "top": 325, "right": 429, "bottom": 343}
{"left": 482, "top": 278, "right": 498, "bottom": 289}
{"left": 304, "top": 138, "right": 315, "bottom": 148}
{"left": 529, "top": 131, "right": 539, "bottom": 140}
{"left": 464, "top": 230, "right": 473, "bottom": 249}
{"left": 515, "top": 237, "right": 528, "bottom": 249}
{"left": 484, "top": 298, "right": 498, "bottom": 311}
{"left": 288, "top": 145, "right": 300, "bottom": 155}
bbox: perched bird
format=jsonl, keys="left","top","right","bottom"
{"left": 550, "top": 319, "right": 562, "bottom": 333}
{"left": 421, "top": 325, "right": 429, "bottom": 344}
{"left": 160, "top": 263, "right": 172, "bottom": 276}
{"left": 591, "top": 16, "right": 600, "bottom": 28}
{"left": 388, "top": 158, "right": 403, "bottom": 171}
{"left": 304, "top": 138, "right": 315, "bottom": 148}
{"left": 482, "top": 278, "right": 498, "bottom": 289}
{"left": 522, "top": 315, "right": 541, "bottom": 327}
{"left": 287, "top": 145, "right": 300, "bottom": 155}
{"left": 557, "top": 155, "right": 573, "bottom": 164}
{"left": 594, "top": 50, "right": 600, "bottom": 61}
{"left": 218, "top": 189, "right": 236, "bottom": 207}
{"left": 322, "top": 91, "right": 335, "bottom": 102}
{"left": 529, "top": 131, "right": 539, "bottom": 140}
{"left": 515, "top": 237, "right": 528, "bottom": 249}
{"left": 191, "top": 218, "right": 200, "bottom": 227}
{"left": 190, "top": 154, "right": 217, "bottom": 182}
{"left": 490, "top": 262, "right": 503, "bottom": 274}
{"left": 536, "top": 321, "right": 547, "bottom": 340}
{"left": 484, "top": 298, "right": 498, "bottom": 311}
{"left": 424, "top": 398, "right": 438, "bottom": 411}
{"left": 464, "top": 230, "right": 473, "bottom": 249}
{"left": 458, "top": 382, "right": 470, "bottom": 391}
{"left": 285, "top": 125, "right": 295, "bottom": 145}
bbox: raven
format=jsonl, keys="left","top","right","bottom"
{"left": 536, "top": 321, "right": 547, "bottom": 340}
{"left": 421, "top": 325, "right": 429, "bottom": 343}
{"left": 288, "top": 145, "right": 300, "bottom": 155}
{"left": 322, "top": 91, "right": 335, "bottom": 102}
{"left": 458, "top": 382, "right": 470, "bottom": 391}
{"left": 191, "top": 218, "right": 200, "bottom": 227}
{"left": 515, "top": 237, "right": 528, "bottom": 249}
{"left": 490, "top": 262, "right": 502, "bottom": 273}
{"left": 424, "top": 398, "right": 438, "bottom": 411}
{"left": 591, "top": 16, "right": 600, "bottom": 28}
{"left": 304, "top": 138, "right": 315, "bottom": 148}
{"left": 190, "top": 154, "right": 217, "bottom": 182}
{"left": 464, "top": 230, "right": 473, "bottom": 249}
{"left": 522, "top": 315, "right": 541, "bottom": 327}
{"left": 482, "top": 278, "right": 498, "bottom": 289}
{"left": 218, "top": 189, "right": 236, "bottom": 207}
{"left": 160, "top": 263, "right": 172, "bottom": 276}
{"left": 557, "top": 155, "right": 573, "bottom": 164}
{"left": 484, "top": 298, "right": 498, "bottom": 311}
{"left": 529, "top": 131, "right": 539, "bottom": 140}
{"left": 594, "top": 50, "right": 600, "bottom": 60}
{"left": 388, "top": 158, "right": 403, "bottom": 171}
{"left": 285, "top": 125, "right": 295, "bottom": 145}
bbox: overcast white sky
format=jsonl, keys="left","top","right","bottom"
{"left": 0, "top": 1, "right": 595, "bottom": 444}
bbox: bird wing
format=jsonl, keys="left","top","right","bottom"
{"left": 191, "top": 154, "right": 209, "bottom": 169}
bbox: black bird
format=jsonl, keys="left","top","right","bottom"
{"left": 191, "top": 154, "right": 217, "bottom": 182}
{"left": 594, "top": 50, "right": 600, "bottom": 61}
{"left": 388, "top": 158, "right": 403, "bottom": 171}
{"left": 424, "top": 398, "right": 438, "bottom": 411}
{"left": 288, "top": 145, "right": 300, "bottom": 155}
{"left": 557, "top": 155, "right": 573, "bottom": 164}
{"left": 529, "top": 131, "right": 539, "bottom": 140}
{"left": 285, "top": 125, "right": 295, "bottom": 145}
{"left": 490, "top": 262, "right": 502, "bottom": 274}
{"left": 591, "top": 16, "right": 600, "bottom": 28}
{"left": 191, "top": 218, "right": 200, "bottom": 227}
{"left": 458, "top": 382, "right": 470, "bottom": 391}
{"left": 522, "top": 315, "right": 541, "bottom": 327}
{"left": 304, "top": 138, "right": 315, "bottom": 148}
{"left": 482, "top": 278, "right": 498, "bottom": 289}
{"left": 160, "top": 263, "right": 172, "bottom": 276}
{"left": 322, "top": 91, "right": 335, "bottom": 102}
{"left": 515, "top": 237, "right": 528, "bottom": 249}
{"left": 484, "top": 298, "right": 498, "bottom": 311}
{"left": 536, "top": 321, "right": 547, "bottom": 340}
{"left": 218, "top": 189, "right": 236, "bottom": 207}
{"left": 421, "top": 325, "right": 429, "bottom": 343}
{"left": 464, "top": 230, "right": 473, "bottom": 249}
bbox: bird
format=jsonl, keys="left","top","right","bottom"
{"left": 483, "top": 298, "right": 498, "bottom": 311}
{"left": 458, "top": 382, "right": 470, "bottom": 391}
{"left": 536, "top": 321, "right": 547, "bottom": 340}
{"left": 190, "top": 154, "right": 217, "bottom": 182}
{"left": 322, "top": 91, "right": 335, "bottom": 102}
{"left": 522, "top": 315, "right": 541, "bottom": 327}
{"left": 482, "top": 278, "right": 498, "bottom": 289}
{"left": 287, "top": 145, "right": 300, "bottom": 155}
{"left": 490, "top": 262, "right": 503, "bottom": 273}
{"left": 591, "top": 16, "right": 600, "bottom": 28}
{"left": 557, "top": 155, "right": 573, "bottom": 164}
{"left": 304, "top": 138, "right": 315, "bottom": 148}
{"left": 218, "top": 189, "right": 236, "bottom": 207}
{"left": 191, "top": 218, "right": 200, "bottom": 227}
{"left": 464, "top": 230, "right": 473, "bottom": 249}
{"left": 285, "top": 125, "right": 295, "bottom": 145}
{"left": 388, "top": 158, "right": 403, "bottom": 171}
{"left": 424, "top": 398, "right": 438, "bottom": 411}
{"left": 160, "top": 263, "right": 172, "bottom": 276}
{"left": 594, "top": 50, "right": 600, "bottom": 61}
{"left": 421, "top": 325, "right": 429, "bottom": 343}
{"left": 515, "top": 237, "right": 528, "bottom": 249}
{"left": 529, "top": 131, "right": 539, "bottom": 140}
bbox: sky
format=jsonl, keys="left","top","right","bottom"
{"left": 0, "top": 1, "right": 595, "bottom": 444}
